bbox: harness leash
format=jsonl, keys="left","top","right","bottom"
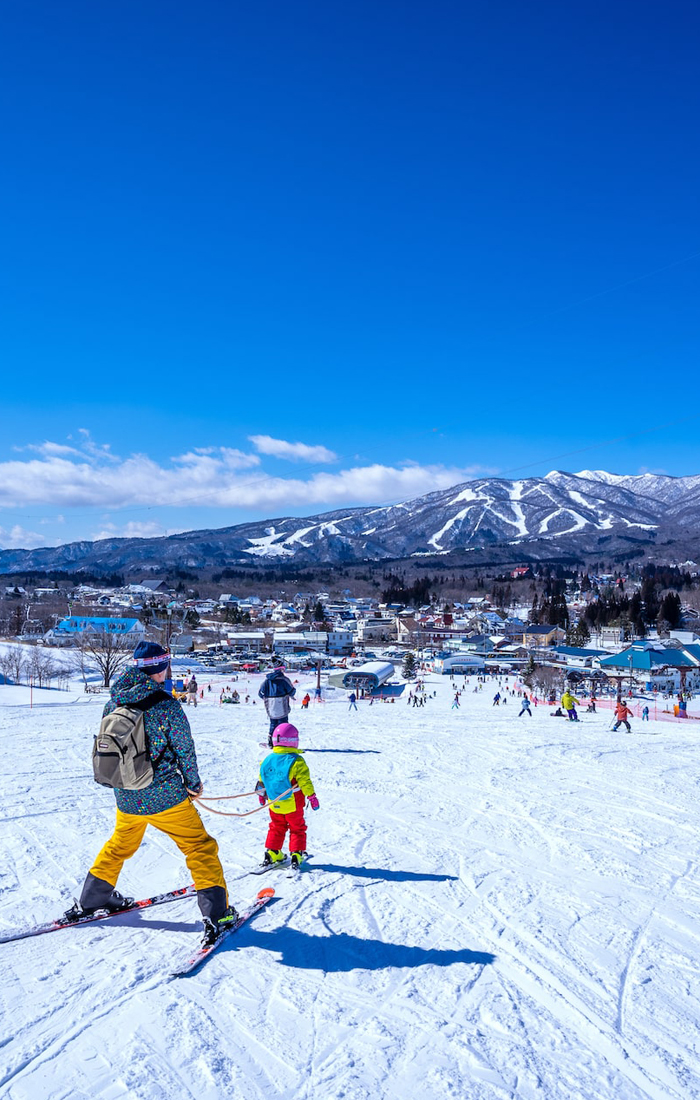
{"left": 188, "top": 787, "right": 295, "bottom": 818}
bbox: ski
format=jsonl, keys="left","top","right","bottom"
{"left": 172, "top": 888, "right": 275, "bottom": 976}
{"left": 0, "top": 884, "right": 196, "bottom": 944}
{"left": 286, "top": 856, "right": 311, "bottom": 878}
{"left": 248, "top": 856, "right": 289, "bottom": 876}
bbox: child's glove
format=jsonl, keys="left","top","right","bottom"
{"left": 308, "top": 794, "right": 320, "bottom": 811}
{"left": 258, "top": 793, "right": 267, "bottom": 806}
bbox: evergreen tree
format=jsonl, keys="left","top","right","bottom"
{"left": 658, "top": 591, "right": 682, "bottom": 630}
{"left": 402, "top": 652, "right": 417, "bottom": 680}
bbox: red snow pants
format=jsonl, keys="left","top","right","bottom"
{"left": 265, "top": 790, "right": 307, "bottom": 853}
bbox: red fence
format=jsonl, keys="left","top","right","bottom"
{"left": 527, "top": 693, "right": 698, "bottom": 725}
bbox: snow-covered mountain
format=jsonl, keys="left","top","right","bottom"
{"left": 2, "top": 469, "right": 700, "bottom": 574}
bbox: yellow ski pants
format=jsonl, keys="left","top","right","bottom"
{"left": 89, "top": 798, "right": 227, "bottom": 895}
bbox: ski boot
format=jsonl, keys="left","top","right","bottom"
{"left": 289, "top": 851, "right": 307, "bottom": 873}
{"left": 262, "top": 849, "right": 286, "bottom": 868}
{"left": 63, "top": 889, "right": 133, "bottom": 922}
{"left": 200, "top": 905, "right": 240, "bottom": 946}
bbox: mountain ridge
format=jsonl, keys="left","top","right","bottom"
{"left": 2, "top": 469, "right": 699, "bottom": 575}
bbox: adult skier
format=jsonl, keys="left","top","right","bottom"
{"left": 69, "top": 641, "right": 236, "bottom": 945}
{"left": 518, "top": 696, "right": 532, "bottom": 717}
{"left": 258, "top": 665, "right": 296, "bottom": 747}
{"left": 561, "top": 689, "right": 580, "bottom": 721}
{"left": 186, "top": 675, "right": 198, "bottom": 707}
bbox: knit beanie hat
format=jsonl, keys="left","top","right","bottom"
{"left": 133, "top": 641, "right": 170, "bottom": 675}
{"left": 272, "top": 722, "right": 299, "bottom": 748}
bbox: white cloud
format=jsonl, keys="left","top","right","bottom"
{"left": 27, "top": 442, "right": 85, "bottom": 458}
{"left": 0, "top": 525, "right": 52, "bottom": 550}
{"left": 0, "top": 439, "right": 489, "bottom": 525}
{"left": 249, "top": 435, "right": 338, "bottom": 463}
{"left": 92, "top": 521, "right": 180, "bottom": 541}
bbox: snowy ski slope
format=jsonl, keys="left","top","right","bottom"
{"left": 1, "top": 670, "right": 699, "bottom": 1100}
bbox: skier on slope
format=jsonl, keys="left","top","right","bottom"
{"left": 518, "top": 696, "right": 532, "bottom": 717}
{"left": 258, "top": 665, "right": 296, "bottom": 746}
{"left": 561, "top": 689, "right": 580, "bottom": 722}
{"left": 255, "top": 723, "right": 319, "bottom": 871}
{"left": 68, "top": 642, "right": 237, "bottom": 945}
{"left": 612, "top": 699, "right": 633, "bottom": 733}
{"left": 186, "top": 675, "right": 198, "bottom": 707}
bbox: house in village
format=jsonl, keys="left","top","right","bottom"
{"left": 45, "top": 616, "right": 147, "bottom": 646}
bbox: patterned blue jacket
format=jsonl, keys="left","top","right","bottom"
{"left": 102, "top": 667, "right": 201, "bottom": 815}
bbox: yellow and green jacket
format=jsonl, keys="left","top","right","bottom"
{"left": 258, "top": 746, "right": 315, "bottom": 813}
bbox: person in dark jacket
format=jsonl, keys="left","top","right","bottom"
{"left": 258, "top": 665, "right": 296, "bottom": 746}
{"left": 69, "top": 642, "right": 236, "bottom": 945}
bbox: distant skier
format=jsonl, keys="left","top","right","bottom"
{"left": 255, "top": 723, "right": 318, "bottom": 871}
{"left": 612, "top": 700, "right": 633, "bottom": 733}
{"left": 259, "top": 666, "right": 296, "bottom": 747}
{"left": 642, "top": 705, "right": 649, "bottom": 721}
{"left": 301, "top": 693, "right": 311, "bottom": 710}
{"left": 493, "top": 692, "right": 501, "bottom": 706}
{"left": 561, "top": 690, "right": 579, "bottom": 722}
{"left": 452, "top": 693, "right": 460, "bottom": 709}
{"left": 518, "top": 696, "right": 532, "bottom": 717}
{"left": 348, "top": 692, "right": 358, "bottom": 712}
{"left": 186, "top": 676, "right": 198, "bottom": 707}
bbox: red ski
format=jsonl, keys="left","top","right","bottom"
{"left": 172, "top": 887, "right": 275, "bottom": 976}
{"left": 0, "top": 884, "right": 196, "bottom": 944}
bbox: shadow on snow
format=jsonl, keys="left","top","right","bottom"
{"left": 302, "top": 749, "right": 381, "bottom": 754}
{"left": 310, "top": 863, "right": 458, "bottom": 883}
{"left": 224, "top": 926, "right": 496, "bottom": 972}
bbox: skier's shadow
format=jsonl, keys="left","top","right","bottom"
{"left": 228, "top": 926, "right": 496, "bottom": 972}
{"left": 101, "top": 915, "right": 201, "bottom": 933}
{"left": 302, "top": 749, "right": 381, "bottom": 754}
{"left": 310, "top": 864, "right": 458, "bottom": 883}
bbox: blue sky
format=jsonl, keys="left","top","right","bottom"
{"left": 1, "top": 1, "right": 699, "bottom": 549}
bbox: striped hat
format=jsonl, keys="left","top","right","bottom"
{"left": 133, "top": 641, "right": 170, "bottom": 674}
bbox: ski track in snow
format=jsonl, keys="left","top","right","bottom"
{"left": 1, "top": 675, "right": 700, "bottom": 1099}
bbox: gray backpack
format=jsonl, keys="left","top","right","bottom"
{"left": 92, "top": 692, "right": 171, "bottom": 790}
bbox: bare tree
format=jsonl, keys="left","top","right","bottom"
{"left": 26, "top": 647, "right": 66, "bottom": 688}
{"left": 71, "top": 631, "right": 134, "bottom": 687}
{"left": 531, "top": 664, "right": 564, "bottom": 698}
{"left": 0, "top": 645, "right": 27, "bottom": 685}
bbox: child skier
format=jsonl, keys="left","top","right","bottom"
{"left": 255, "top": 723, "right": 319, "bottom": 871}
{"left": 612, "top": 699, "right": 633, "bottom": 733}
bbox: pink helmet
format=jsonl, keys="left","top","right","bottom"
{"left": 272, "top": 722, "right": 299, "bottom": 748}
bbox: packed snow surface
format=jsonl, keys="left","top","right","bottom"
{"left": 1, "top": 668, "right": 700, "bottom": 1099}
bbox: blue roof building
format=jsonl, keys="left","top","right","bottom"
{"left": 46, "top": 616, "right": 146, "bottom": 645}
{"left": 596, "top": 643, "right": 696, "bottom": 673}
